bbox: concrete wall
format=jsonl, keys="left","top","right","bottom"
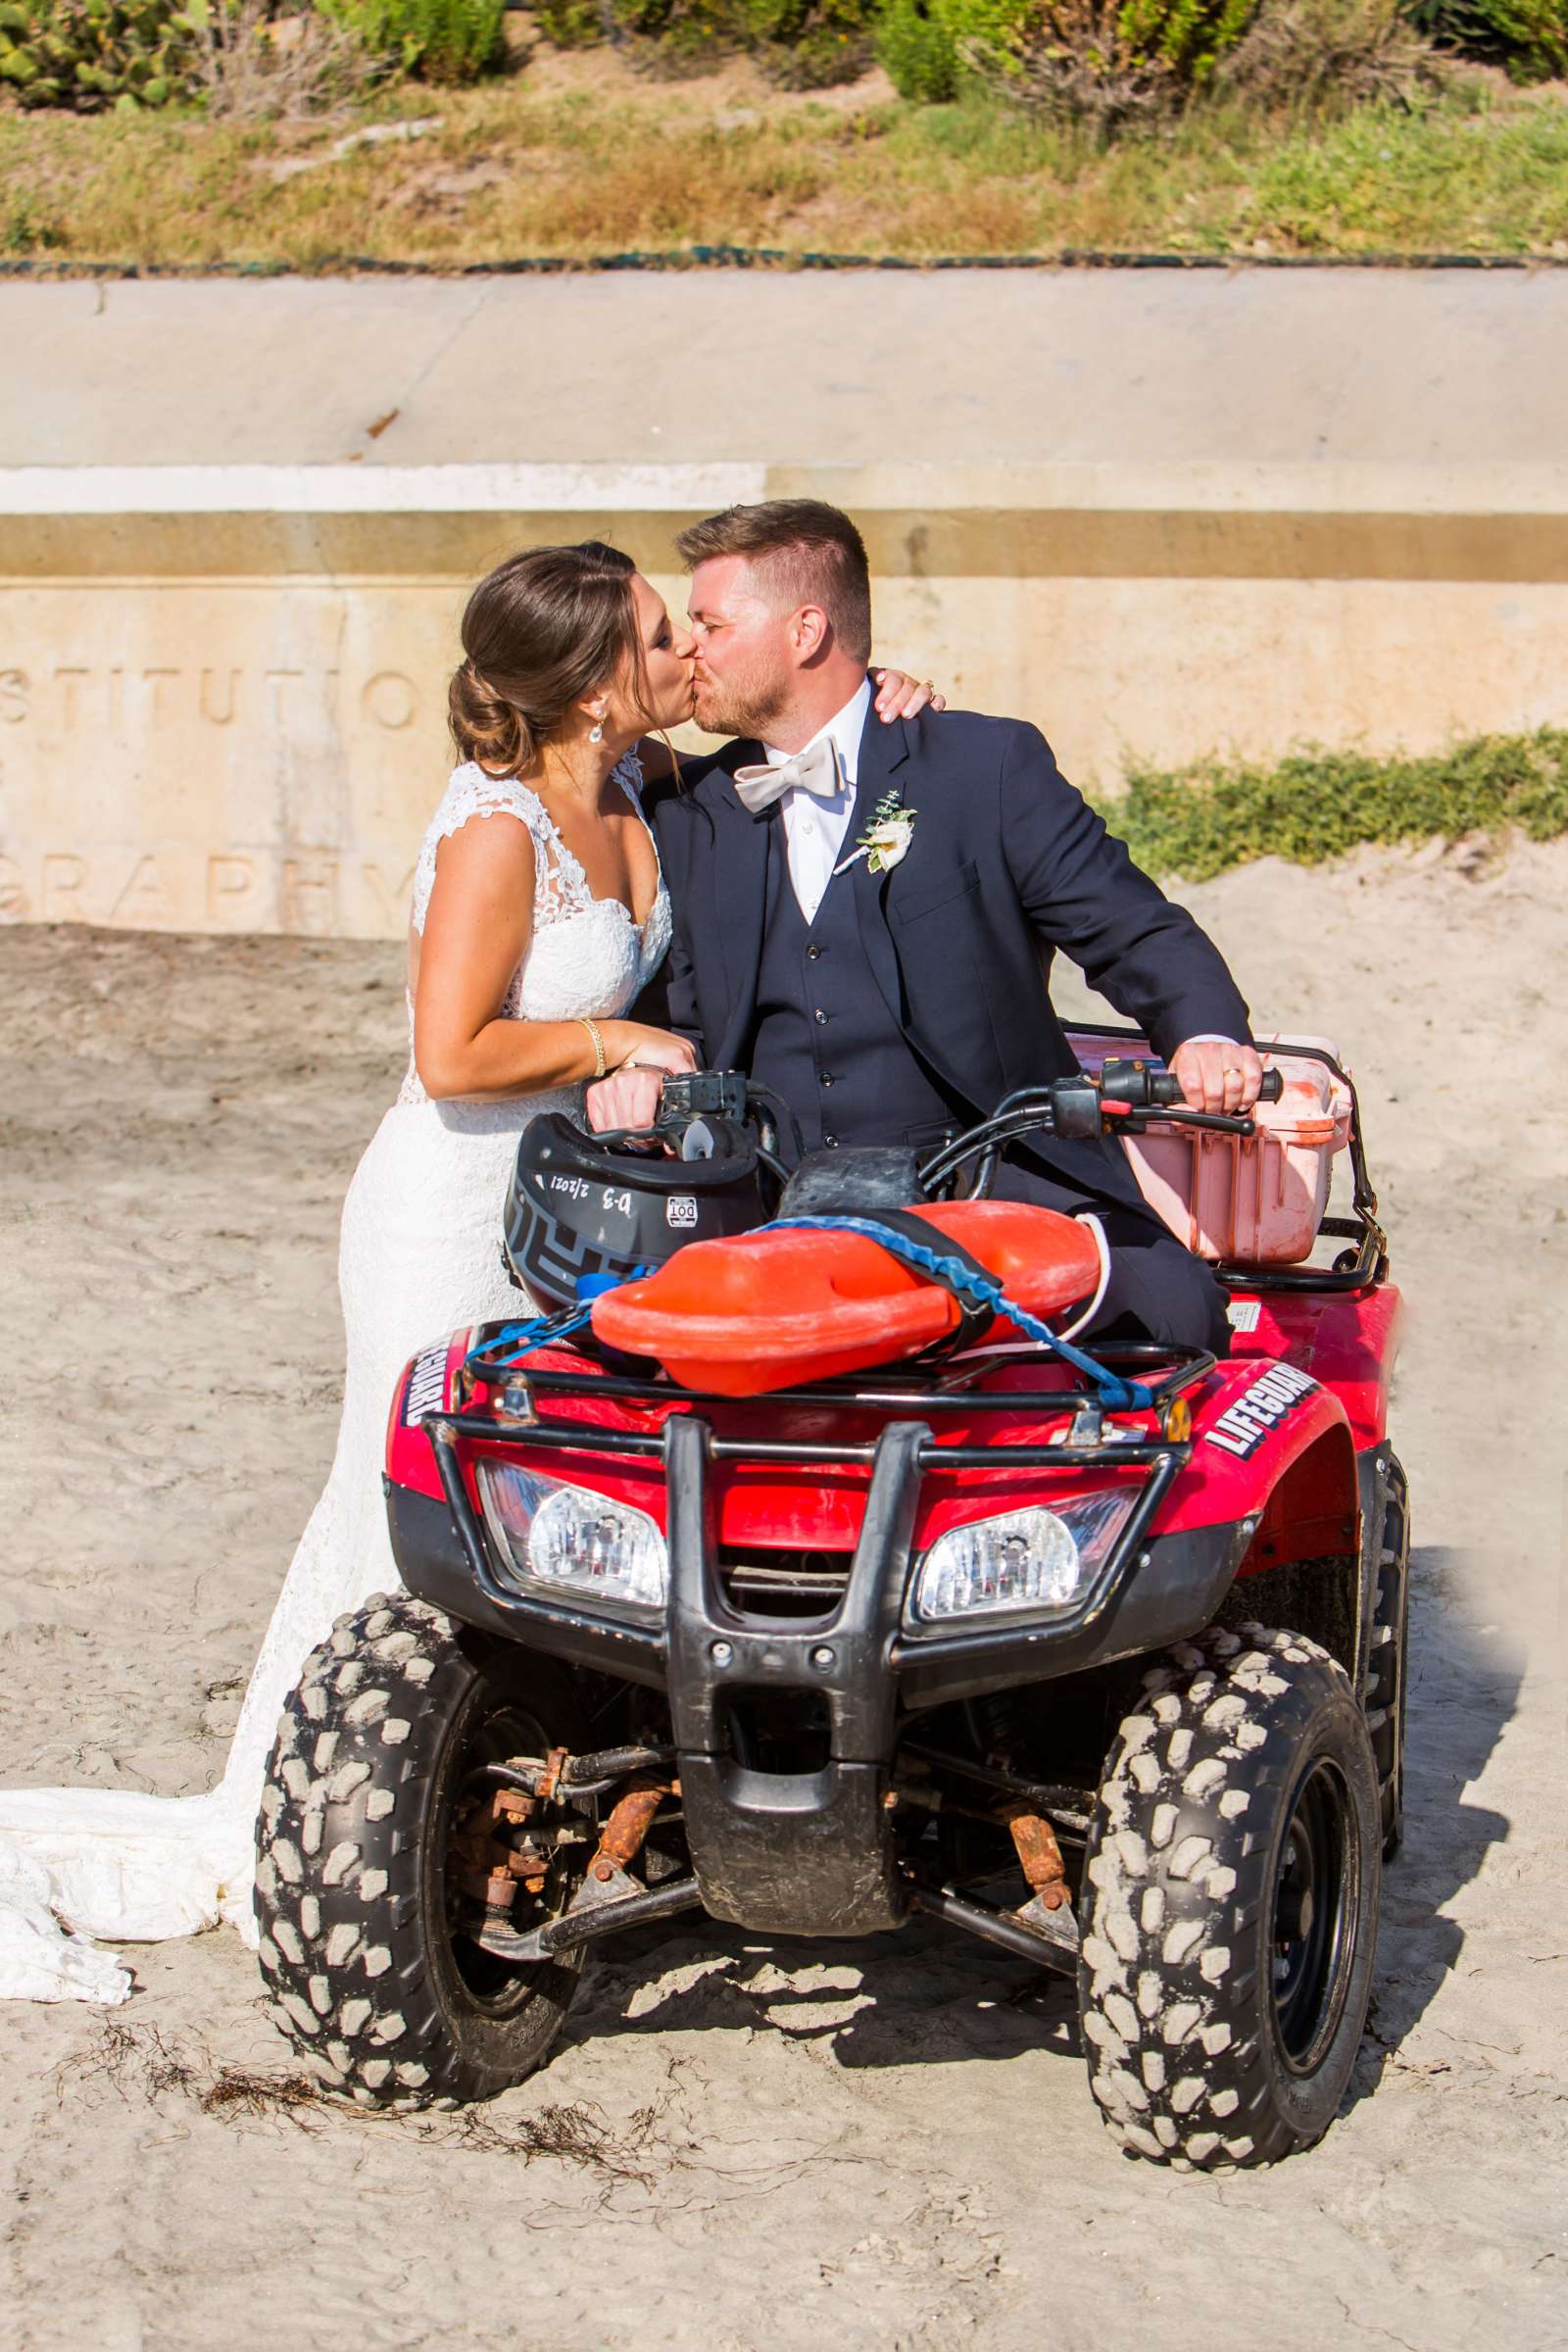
{"left": 4, "top": 457, "right": 1566, "bottom": 938}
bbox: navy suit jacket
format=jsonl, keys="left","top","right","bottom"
{"left": 642, "top": 702, "right": 1251, "bottom": 1210}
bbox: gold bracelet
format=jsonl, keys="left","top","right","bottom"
{"left": 577, "top": 1016, "right": 607, "bottom": 1078}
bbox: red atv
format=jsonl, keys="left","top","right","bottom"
{"left": 256, "top": 1035, "right": 1406, "bottom": 2171}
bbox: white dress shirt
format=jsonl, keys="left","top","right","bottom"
{"left": 764, "top": 678, "right": 871, "bottom": 924}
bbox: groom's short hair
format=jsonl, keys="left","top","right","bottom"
{"left": 676, "top": 500, "right": 872, "bottom": 663}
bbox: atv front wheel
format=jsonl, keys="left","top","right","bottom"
{"left": 255, "top": 1592, "right": 588, "bottom": 2110}
{"left": 1078, "top": 1624, "right": 1380, "bottom": 2170}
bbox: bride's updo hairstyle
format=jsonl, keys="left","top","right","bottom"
{"left": 449, "top": 540, "right": 653, "bottom": 778}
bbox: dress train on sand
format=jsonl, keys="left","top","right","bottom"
{"left": 0, "top": 755, "right": 669, "bottom": 2002}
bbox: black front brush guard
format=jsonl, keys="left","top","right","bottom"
{"left": 404, "top": 1341, "right": 1246, "bottom": 1943}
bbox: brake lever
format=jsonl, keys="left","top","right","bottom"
{"left": 1125, "top": 1106, "right": 1259, "bottom": 1138}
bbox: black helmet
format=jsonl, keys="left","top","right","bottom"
{"left": 504, "top": 1111, "right": 771, "bottom": 1311}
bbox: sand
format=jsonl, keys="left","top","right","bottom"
{"left": 1, "top": 839, "right": 1565, "bottom": 2350}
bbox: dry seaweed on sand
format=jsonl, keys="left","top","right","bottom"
{"left": 51, "top": 2019, "right": 322, "bottom": 2127}
{"left": 199, "top": 2064, "right": 324, "bottom": 2121}
{"left": 52, "top": 2018, "right": 199, "bottom": 2106}
{"left": 429, "top": 2098, "right": 670, "bottom": 2184}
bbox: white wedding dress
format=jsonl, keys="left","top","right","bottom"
{"left": 0, "top": 755, "right": 670, "bottom": 2003}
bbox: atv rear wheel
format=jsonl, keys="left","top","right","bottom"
{"left": 1078, "top": 1623, "right": 1380, "bottom": 2170}
{"left": 255, "top": 1592, "right": 588, "bottom": 2110}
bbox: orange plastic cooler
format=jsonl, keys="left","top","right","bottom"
{"left": 1067, "top": 1032, "right": 1353, "bottom": 1266}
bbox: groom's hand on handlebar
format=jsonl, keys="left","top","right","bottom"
{"left": 587, "top": 1067, "right": 668, "bottom": 1134}
{"left": 1171, "top": 1037, "right": 1264, "bottom": 1116}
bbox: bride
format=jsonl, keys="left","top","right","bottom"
{"left": 0, "top": 539, "right": 940, "bottom": 2005}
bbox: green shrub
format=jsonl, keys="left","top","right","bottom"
{"left": 1113, "top": 728, "right": 1568, "bottom": 882}
{"left": 1000, "top": 0, "right": 1257, "bottom": 124}
{"left": 1402, "top": 0, "right": 1566, "bottom": 80}
{"left": 0, "top": 0, "right": 201, "bottom": 109}
{"left": 741, "top": 0, "right": 880, "bottom": 85}
{"left": 1117, "top": 0, "right": 1257, "bottom": 77}
{"left": 531, "top": 0, "right": 603, "bottom": 39}
{"left": 875, "top": 0, "right": 1029, "bottom": 100}
{"left": 594, "top": 0, "right": 879, "bottom": 80}
{"left": 878, "top": 0, "right": 1255, "bottom": 112}
{"left": 875, "top": 0, "right": 960, "bottom": 97}
{"left": 318, "top": 0, "right": 504, "bottom": 80}
{"left": 1216, "top": 0, "right": 1440, "bottom": 112}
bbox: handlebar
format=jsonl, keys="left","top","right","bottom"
{"left": 583, "top": 1055, "right": 1283, "bottom": 1199}
{"left": 918, "top": 1059, "right": 1284, "bottom": 1199}
{"left": 1102, "top": 1058, "right": 1284, "bottom": 1111}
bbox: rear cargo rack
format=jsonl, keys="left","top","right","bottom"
{"left": 1065, "top": 1021, "right": 1389, "bottom": 1296}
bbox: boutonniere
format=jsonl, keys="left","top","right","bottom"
{"left": 834, "top": 792, "right": 917, "bottom": 877}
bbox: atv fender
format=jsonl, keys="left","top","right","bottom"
{"left": 1184, "top": 1367, "right": 1367, "bottom": 1687}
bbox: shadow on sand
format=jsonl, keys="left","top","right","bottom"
{"left": 569, "top": 1539, "right": 1518, "bottom": 2118}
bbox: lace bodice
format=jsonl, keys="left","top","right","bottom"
{"left": 399, "top": 754, "right": 671, "bottom": 1105}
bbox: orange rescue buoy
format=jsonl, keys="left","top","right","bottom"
{"left": 590, "top": 1201, "right": 1102, "bottom": 1396}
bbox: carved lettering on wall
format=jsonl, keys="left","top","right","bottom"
{"left": 361, "top": 672, "right": 417, "bottom": 731}
{"left": 265, "top": 669, "right": 305, "bottom": 727}
{"left": 200, "top": 668, "right": 239, "bottom": 726}
{"left": 111, "top": 855, "right": 175, "bottom": 928}
{"left": 206, "top": 855, "right": 265, "bottom": 928}
{"left": 54, "top": 668, "right": 88, "bottom": 727}
{"left": 283, "top": 858, "right": 340, "bottom": 936}
{"left": 41, "top": 854, "right": 88, "bottom": 921}
{"left": 358, "top": 861, "right": 419, "bottom": 931}
{"left": 4, "top": 664, "right": 424, "bottom": 734}
{"left": 0, "top": 847, "right": 431, "bottom": 937}
{"left": 141, "top": 668, "right": 180, "bottom": 727}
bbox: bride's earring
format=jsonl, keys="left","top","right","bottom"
{"left": 589, "top": 705, "right": 606, "bottom": 745}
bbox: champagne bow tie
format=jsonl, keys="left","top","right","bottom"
{"left": 731, "top": 736, "right": 846, "bottom": 815}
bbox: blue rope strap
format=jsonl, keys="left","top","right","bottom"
{"left": 465, "top": 1266, "right": 651, "bottom": 1375}
{"left": 465, "top": 1300, "right": 595, "bottom": 1372}
{"left": 766, "top": 1214, "right": 1152, "bottom": 1411}
{"left": 464, "top": 1226, "right": 1150, "bottom": 1411}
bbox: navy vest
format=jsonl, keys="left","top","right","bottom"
{"left": 747, "top": 820, "right": 967, "bottom": 1161}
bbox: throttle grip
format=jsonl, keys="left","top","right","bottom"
{"left": 1146, "top": 1065, "right": 1284, "bottom": 1106}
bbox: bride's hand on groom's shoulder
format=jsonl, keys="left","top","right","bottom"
{"left": 872, "top": 669, "right": 947, "bottom": 723}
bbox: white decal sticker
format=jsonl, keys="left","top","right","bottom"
{"left": 1227, "top": 1298, "right": 1262, "bottom": 1334}
{"left": 1202, "top": 1361, "right": 1317, "bottom": 1458}
{"left": 666, "top": 1194, "right": 699, "bottom": 1229}
{"left": 405, "top": 1342, "right": 449, "bottom": 1423}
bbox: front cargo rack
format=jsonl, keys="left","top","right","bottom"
{"left": 437, "top": 1337, "right": 1214, "bottom": 1471}
{"left": 409, "top": 1340, "right": 1213, "bottom": 1690}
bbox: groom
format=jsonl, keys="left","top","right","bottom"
{"left": 592, "top": 500, "right": 1261, "bottom": 1354}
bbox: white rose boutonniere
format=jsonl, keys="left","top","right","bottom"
{"left": 834, "top": 791, "right": 917, "bottom": 878}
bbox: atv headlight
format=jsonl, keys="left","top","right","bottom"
{"left": 909, "top": 1492, "right": 1139, "bottom": 1626}
{"left": 476, "top": 1464, "right": 667, "bottom": 1620}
